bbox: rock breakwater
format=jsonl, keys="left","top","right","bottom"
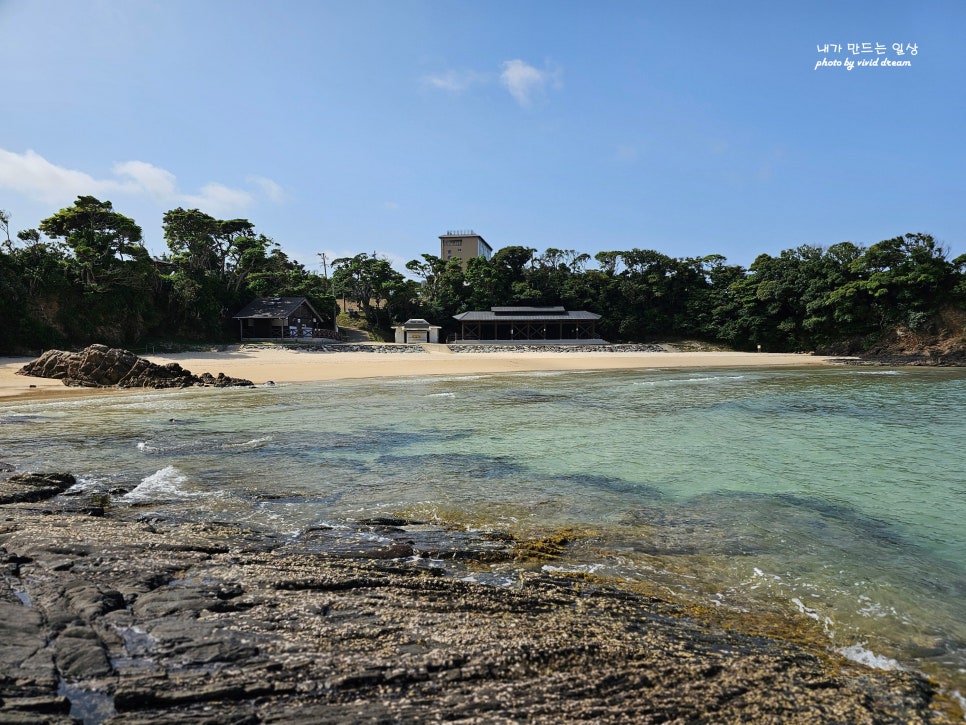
{"left": 449, "top": 344, "right": 667, "bottom": 353}
{"left": 240, "top": 343, "right": 427, "bottom": 354}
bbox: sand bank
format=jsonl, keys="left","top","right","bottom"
{"left": 0, "top": 345, "right": 844, "bottom": 402}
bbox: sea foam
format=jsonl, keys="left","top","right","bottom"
{"left": 836, "top": 643, "right": 904, "bottom": 671}
{"left": 122, "top": 466, "right": 200, "bottom": 503}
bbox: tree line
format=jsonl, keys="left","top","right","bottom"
{"left": 336, "top": 236, "right": 966, "bottom": 352}
{"left": 2, "top": 196, "right": 964, "bottom": 354}
{"left": 0, "top": 197, "right": 335, "bottom": 352}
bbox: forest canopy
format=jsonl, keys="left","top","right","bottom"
{"left": 1, "top": 197, "right": 964, "bottom": 355}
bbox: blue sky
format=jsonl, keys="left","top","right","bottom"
{"left": 2, "top": 0, "right": 964, "bottom": 274}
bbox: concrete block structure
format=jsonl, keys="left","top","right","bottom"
{"left": 439, "top": 230, "right": 493, "bottom": 271}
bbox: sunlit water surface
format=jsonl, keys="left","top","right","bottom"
{"left": 3, "top": 365, "right": 965, "bottom": 696}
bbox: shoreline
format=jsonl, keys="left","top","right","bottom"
{"left": 0, "top": 344, "right": 845, "bottom": 403}
{"left": 2, "top": 350, "right": 964, "bottom": 721}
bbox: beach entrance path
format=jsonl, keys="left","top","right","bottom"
{"left": 341, "top": 328, "right": 371, "bottom": 342}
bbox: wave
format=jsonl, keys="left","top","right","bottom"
{"left": 836, "top": 643, "right": 904, "bottom": 671}
{"left": 223, "top": 436, "right": 274, "bottom": 450}
{"left": 121, "top": 466, "right": 205, "bottom": 503}
{"left": 136, "top": 435, "right": 274, "bottom": 455}
{"left": 633, "top": 375, "right": 747, "bottom": 387}
{"left": 542, "top": 562, "right": 606, "bottom": 575}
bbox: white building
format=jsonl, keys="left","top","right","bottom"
{"left": 394, "top": 318, "right": 442, "bottom": 344}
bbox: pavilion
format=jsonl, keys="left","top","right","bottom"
{"left": 452, "top": 306, "right": 604, "bottom": 344}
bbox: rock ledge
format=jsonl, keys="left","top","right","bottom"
{"left": 0, "top": 499, "right": 961, "bottom": 723}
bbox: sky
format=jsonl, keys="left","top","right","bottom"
{"left": 1, "top": 0, "right": 964, "bottom": 275}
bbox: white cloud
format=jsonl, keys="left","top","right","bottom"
{"left": 114, "top": 160, "right": 178, "bottom": 199}
{"left": 0, "top": 148, "right": 117, "bottom": 203}
{"left": 421, "top": 69, "right": 487, "bottom": 93}
{"left": 500, "top": 59, "right": 560, "bottom": 107}
{"left": 182, "top": 183, "right": 254, "bottom": 216}
{"left": 616, "top": 145, "right": 639, "bottom": 162}
{"left": 0, "top": 147, "right": 281, "bottom": 216}
{"left": 247, "top": 174, "right": 286, "bottom": 203}
{"left": 423, "top": 59, "right": 560, "bottom": 107}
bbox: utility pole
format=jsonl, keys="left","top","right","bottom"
{"left": 0, "top": 209, "right": 11, "bottom": 248}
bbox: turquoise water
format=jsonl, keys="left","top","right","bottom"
{"left": 3, "top": 365, "right": 965, "bottom": 695}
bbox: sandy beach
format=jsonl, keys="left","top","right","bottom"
{"left": 0, "top": 344, "right": 843, "bottom": 402}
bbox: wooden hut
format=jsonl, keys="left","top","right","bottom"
{"left": 232, "top": 297, "right": 337, "bottom": 341}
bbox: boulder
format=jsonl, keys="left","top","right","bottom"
{"left": 16, "top": 345, "right": 253, "bottom": 389}
{"left": 0, "top": 473, "right": 76, "bottom": 505}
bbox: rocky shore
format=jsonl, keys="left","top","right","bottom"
{"left": 240, "top": 343, "right": 428, "bottom": 354}
{"left": 837, "top": 354, "right": 966, "bottom": 367}
{"left": 1, "top": 475, "right": 961, "bottom": 724}
{"left": 16, "top": 345, "right": 254, "bottom": 389}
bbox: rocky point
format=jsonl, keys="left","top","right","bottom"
{"left": 16, "top": 345, "right": 253, "bottom": 389}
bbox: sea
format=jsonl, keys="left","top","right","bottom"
{"left": 2, "top": 364, "right": 965, "bottom": 702}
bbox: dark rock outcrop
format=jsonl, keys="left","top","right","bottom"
{"left": 16, "top": 345, "right": 253, "bottom": 389}
{"left": 819, "top": 310, "right": 966, "bottom": 366}
{"left": 0, "top": 473, "right": 76, "bottom": 505}
{"left": 0, "top": 500, "right": 961, "bottom": 723}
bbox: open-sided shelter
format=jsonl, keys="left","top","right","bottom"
{"left": 452, "top": 306, "right": 604, "bottom": 344}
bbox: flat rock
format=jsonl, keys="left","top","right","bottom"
{"left": 0, "top": 473, "right": 76, "bottom": 505}
{"left": 0, "top": 498, "right": 961, "bottom": 724}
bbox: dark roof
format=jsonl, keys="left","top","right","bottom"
{"left": 453, "top": 306, "right": 600, "bottom": 323}
{"left": 233, "top": 297, "right": 322, "bottom": 320}
{"left": 400, "top": 318, "right": 434, "bottom": 328}
{"left": 492, "top": 306, "right": 565, "bottom": 315}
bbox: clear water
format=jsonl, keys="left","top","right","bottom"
{"left": 3, "top": 365, "right": 965, "bottom": 694}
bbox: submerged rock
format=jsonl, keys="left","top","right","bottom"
{"left": 0, "top": 472, "right": 76, "bottom": 505}
{"left": 16, "top": 344, "right": 253, "bottom": 389}
{"left": 0, "top": 497, "right": 961, "bottom": 723}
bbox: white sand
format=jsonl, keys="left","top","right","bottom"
{"left": 0, "top": 344, "right": 846, "bottom": 403}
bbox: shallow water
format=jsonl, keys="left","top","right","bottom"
{"left": 3, "top": 365, "right": 965, "bottom": 693}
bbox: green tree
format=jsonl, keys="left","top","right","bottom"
{"left": 38, "top": 196, "right": 157, "bottom": 343}
{"left": 331, "top": 252, "right": 410, "bottom": 327}
{"left": 39, "top": 196, "right": 148, "bottom": 288}
{"left": 162, "top": 208, "right": 287, "bottom": 338}
{"left": 406, "top": 253, "right": 468, "bottom": 323}
{"left": 463, "top": 256, "right": 502, "bottom": 311}
{"left": 489, "top": 245, "right": 536, "bottom": 303}
{"left": 853, "top": 233, "right": 956, "bottom": 329}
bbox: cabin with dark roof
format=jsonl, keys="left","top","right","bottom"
{"left": 452, "top": 306, "right": 604, "bottom": 344}
{"left": 232, "top": 297, "right": 340, "bottom": 341}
